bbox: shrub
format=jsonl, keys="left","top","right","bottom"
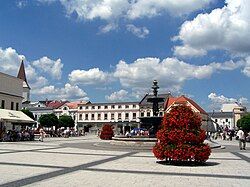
{"left": 153, "top": 105, "right": 211, "bottom": 164}
{"left": 100, "top": 124, "right": 114, "bottom": 140}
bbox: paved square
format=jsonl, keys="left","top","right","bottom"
{"left": 0, "top": 136, "right": 249, "bottom": 187}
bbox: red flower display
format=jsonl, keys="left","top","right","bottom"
{"left": 153, "top": 105, "right": 211, "bottom": 163}
{"left": 100, "top": 124, "right": 114, "bottom": 140}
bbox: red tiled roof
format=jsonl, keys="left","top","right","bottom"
{"left": 66, "top": 101, "right": 82, "bottom": 109}
{"left": 47, "top": 100, "right": 69, "bottom": 109}
{"left": 165, "top": 95, "right": 207, "bottom": 115}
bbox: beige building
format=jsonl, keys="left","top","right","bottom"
{"left": 0, "top": 72, "right": 23, "bottom": 111}
{"left": 0, "top": 62, "right": 34, "bottom": 139}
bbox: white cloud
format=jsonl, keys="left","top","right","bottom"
{"left": 113, "top": 57, "right": 243, "bottom": 93}
{"left": 105, "top": 89, "right": 129, "bottom": 102}
{"left": 127, "top": 0, "right": 213, "bottom": 19}
{"left": 0, "top": 47, "right": 25, "bottom": 76}
{"left": 174, "top": 0, "right": 250, "bottom": 57}
{"left": 69, "top": 68, "right": 113, "bottom": 85}
{"left": 173, "top": 45, "right": 207, "bottom": 58}
{"left": 99, "top": 23, "right": 118, "bottom": 33}
{"left": 126, "top": 24, "right": 149, "bottom": 38}
{"left": 33, "top": 83, "right": 88, "bottom": 100}
{"left": 208, "top": 92, "right": 248, "bottom": 109}
{"left": 32, "top": 56, "right": 63, "bottom": 80}
{"left": 16, "top": 0, "right": 27, "bottom": 9}
{"left": 39, "top": 0, "right": 213, "bottom": 33}
{"left": 241, "top": 56, "right": 250, "bottom": 77}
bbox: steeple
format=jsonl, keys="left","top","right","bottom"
{"left": 17, "top": 60, "right": 30, "bottom": 89}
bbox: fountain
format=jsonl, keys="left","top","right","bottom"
{"left": 139, "top": 80, "right": 164, "bottom": 137}
{"left": 111, "top": 80, "right": 165, "bottom": 148}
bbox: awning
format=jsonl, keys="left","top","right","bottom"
{"left": 0, "top": 109, "right": 35, "bottom": 123}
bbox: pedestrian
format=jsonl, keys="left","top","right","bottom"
{"left": 237, "top": 128, "right": 246, "bottom": 150}
{"left": 39, "top": 126, "right": 45, "bottom": 142}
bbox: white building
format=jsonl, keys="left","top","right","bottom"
{"left": 77, "top": 102, "right": 140, "bottom": 134}
{"left": 208, "top": 103, "right": 247, "bottom": 130}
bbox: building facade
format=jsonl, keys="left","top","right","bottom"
{"left": 0, "top": 72, "right": 23, "bottom": 111}
{"left": 77, "top": 102, "right": 140, "bottom": 134}
{"left": 208, "top": 103, "right": 247, "bottom": 130}
{"left": 0, "top": 62, "right": 34, "bottom": 138}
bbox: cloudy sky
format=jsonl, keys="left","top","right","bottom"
{"left": 0, "top": 0, "right": 250, "bottom": 111}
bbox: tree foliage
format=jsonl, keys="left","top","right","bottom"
{"left": 153, "top": 105, "right": 211, "bottom": 164}
{"left": 21, "top": 109, "right": 35, "bottom": 120}
{"left": 59, "top": 115, "right": 75, "bottom": 128}
{"left": 237, "top": 114, "right": 250, "bottom": 131}
{"left": 39, "top": 113, "right": 59, "bottom": 128}
{"left": 100, "top": 124, "right": 114, "bottom": 140}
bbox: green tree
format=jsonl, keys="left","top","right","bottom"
{"left": 21, "top": 109, "right": 35, "bottom": 120}
{"left": 237, "top": 114, "right": 250, "bottom": 131}
{"left": 59, "top": 115, "right": 75, "bottom": 128}
{"left": 39, "top": 113, "right": 59, "bottom": 128}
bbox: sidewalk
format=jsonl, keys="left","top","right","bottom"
{"left": 0, "top": 136, "right": 249, "bottom": 187}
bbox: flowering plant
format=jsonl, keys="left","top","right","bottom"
{"left": 153, "top": 105, "right": 211, "bottom": 163}
{"left": 100, "top": 124, "right": 114, "bottom": 140}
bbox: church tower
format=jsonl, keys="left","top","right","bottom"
{"left": 17, "top": 60, "right": 31, "bottom": 103}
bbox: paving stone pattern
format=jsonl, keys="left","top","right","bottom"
{"left": 0, "top": 135, "right": 249, "bottom": 187}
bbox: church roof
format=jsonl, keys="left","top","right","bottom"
{"left": 17, "top": 60, "right": 30, "bottom": 89}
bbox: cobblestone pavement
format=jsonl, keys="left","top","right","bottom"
{"left": 0, "top": 135, "right": 249, "bottom": 187}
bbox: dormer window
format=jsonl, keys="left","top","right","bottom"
{"left": 63, "top": 107, "right": 67, "bottom": 110}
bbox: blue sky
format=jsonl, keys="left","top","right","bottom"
{"left": 0, "top": 0, "right": 249, "bottom": 111}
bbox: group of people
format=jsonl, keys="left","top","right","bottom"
{"left": 1, "top": 128, "right": 35, "bottom": 142}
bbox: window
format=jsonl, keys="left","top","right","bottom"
{"left": 98, "top": 114, "right": 101, "bottom": 120}
{"left": 11, "top": 102, "right": 14, "bottom": 110}
{"left": 215, "top": 119, "right": 218, "bottom": 122}
{"left": 125, "top": 105, "right": 129, "bottom": 109}
{"left": 111, "top": 113, "right": 114, "bottom": 120}
{"left": 133, "top": 104, "right": 136, "bottom": 108}
{"left": 133, "top": 113, "right": 136, "bottom": 119}
{"left": 91, "top": 114, "right": 95, "bottom": 120}
{"left": 104, "top": 105, "right": 108, "bottom": 109}
{"left": 147, "top": 112, "right": 150, "bottom": 117}
{"left": 79, "top": 106, "right": 83, "bottom": 110}
{"left": 16, "top": 103, "right": 19, "bottom": 111}
{"left": 35, "top": 115, "right": 37, "bottom": 120}
{"left": 141, "top": 112, "right": 144, "bottom": 117}
{"left": 92, "top": 106, "right": 95, "bottom": 109}
{"left": 118, "top": 113, "right": 121, "bottom": 120}
{"left": 226, "top": 118, "right": 228, "bottom": 122}
{"left": 111, "top": 105, "right": 115, "bottom": 109}
{"left": 98, "top": 106, "right": 101, "bottom": 109}
{"left": 63, "top": 107, "right": 67, "bottom": 110}
{"left": 159, "top": 112, "right": 163, "bottom": 116}
{"left": 104, "top": 113, "right": 108, "bottom": 120}
{"left": 125, "top": 113, "right": 129, "bottom": 119}
{"left": 79, "top": 114, "right": 82, "bottom": 120}
{"left": 85, "top": 114, "right": 88, "bottom": 120}
{"left": 118, "top": 105, "right": 122, "bottom": 109}
{"left": 86, "top": 106, "right": 89, "bottom": 109}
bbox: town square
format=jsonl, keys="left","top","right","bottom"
{"left": 0, "top": 0, "right": 250, "bottom": 186}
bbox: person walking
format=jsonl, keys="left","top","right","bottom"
{"left": 237, "top": 128, "right": 246, "bottom": 150}
{"left": 39, "top": 126, "right": 45, "bottom": 142}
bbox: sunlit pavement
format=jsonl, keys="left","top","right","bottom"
{"left": 0, "top": 135, "right": 249, "bottom": 187}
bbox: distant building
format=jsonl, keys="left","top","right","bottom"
{"left": 25, "top": 100, "right": 68, "bottom": 127}
{"left": 208, "top": 103, "right": 247, "bottom": 130}
{"left": 77, "top": 101, "right": 140, "bottom": 134}
{"left": 54, "top": 101, "right": 87, "bottom": 129}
